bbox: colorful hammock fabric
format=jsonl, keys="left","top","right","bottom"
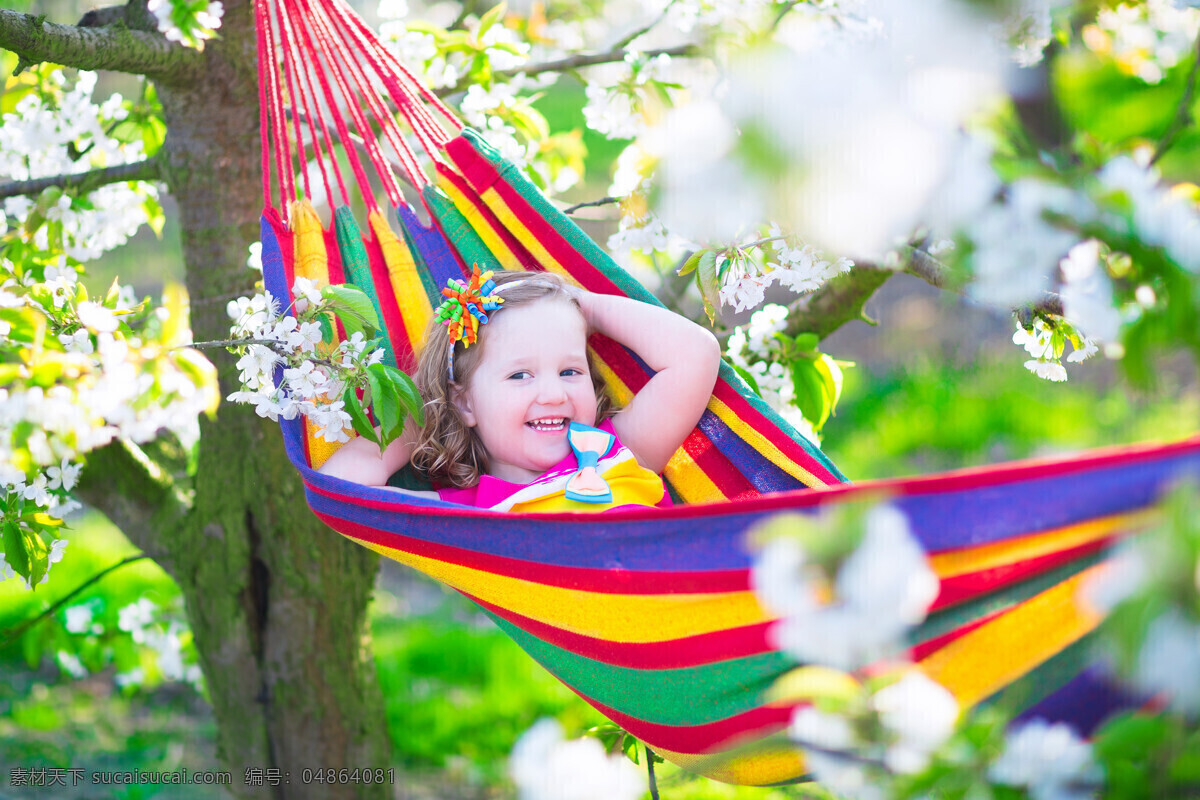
{"left": 253, "top": 0, "right": 1200, "bottom": 785}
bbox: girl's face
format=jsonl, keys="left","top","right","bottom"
{"left": 454, "top": 298, "right": 598, "bottom": 484}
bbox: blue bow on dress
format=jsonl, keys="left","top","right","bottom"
{"left": 564, "top": 422, "right": 615, "bottom": 504}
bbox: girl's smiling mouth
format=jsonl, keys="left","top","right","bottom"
{"left": 526, "top": 417, "right": 567, "bottom": 432}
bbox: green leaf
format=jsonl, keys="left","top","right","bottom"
{"left": 813, "top": 354, "right": 845, "bottom": 414}
{"left": 366, "top": 364, "right": 401, "bottom": 444}
{"left": 696, "top": 251, "right": 719, "bottom": 325}
{"left": 160, "top": 282, "right": 188, "bottom": 347}
{"left": 380, "top": 366, "right": 424, "bottom": 428}
{"left": 3, "top": 520, "right": 30, "bottom": 581}
{"left": 343, "top": 387, "right": 380, "bottom": 447}
{"left": 25, "top": 531, "right": 48, "bottom": 589}
{"left": 677, "top": 250, "right": 702, "bottom": 277}
{"left": 790, "top": 358, "right": 831, "bottom": 430}
{"left": 732, "top": 364, "right": 761, "bottom": 396}
{"left": 476, "top": 2, "right": 506, "bottom": 42}
{"left": 142, "top": 193, "right": 165, "bottom": 238}
{"left": 142, "top": 116, "right": 167, "bottom": 156}
{"left": 793, "top": 333, "right": 819, "bottom": 353}
{"left": 322, "top": 284, "right": 380, "bottom": 339}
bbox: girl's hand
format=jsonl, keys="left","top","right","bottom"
{"left": 565, "top": 284, "right": 593, "bottom": 326}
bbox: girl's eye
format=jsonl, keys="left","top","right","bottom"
{"left": 560, "top": 368, "right": 584, "bottom": 377}
{"left": 508, "top": 371, "right": 531, "bottom": 380}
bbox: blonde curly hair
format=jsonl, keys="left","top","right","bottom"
{"left": 409, "top": 270, "right": 616, "bottom": 488}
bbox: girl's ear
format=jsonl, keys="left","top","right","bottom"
{"left": 450, "top": 383, "right": 477, "bottom": 427}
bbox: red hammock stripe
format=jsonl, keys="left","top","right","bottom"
{"left": 466, "top": 592, "right": 775, "bottom": 668}
{"left": 318, "top": 511, "right": 753, "bottom": 594}
{"left": 931, "top": 536, "right": 1115, "bottom": 611}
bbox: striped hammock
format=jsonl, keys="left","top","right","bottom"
{"left": 253, "top": 0, "right": 1200, "bottom": 785}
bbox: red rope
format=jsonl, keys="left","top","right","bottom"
{"left": 254, "top": 0, "right": 273, "bottom": 208}
{"left": 302, "top": 0, "right": 404, "bottom": 205}
{"left": 278, "top": 0, "right": 343, "bottom": 206}
{"left": 277, "top": 0, "right": 313, "bottom": 201}
{"left": 315, "top": 0, "right": 429, "bottom": 192}
{"left": 259, "top": 0, "right": 296, "bottom": 207}
{"left": 321, "top": 0, "right": 436, "bottom": 185}
{"left": 284, "top": 0, "right": 377, "bottom": 214}
{"left": 329, "top": 0, "right": 459, "bottom": 149}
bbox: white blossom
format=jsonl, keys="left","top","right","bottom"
{"left": 1132, "top": 608, "right": 1200, "bottom": 714}
{"left": 990, "top": 719, "right": 1101, "bottom": 800}
{"left": 64, "top": 604, "right": 94, "bottom": 634}
{"left": 871, "top": 671, "right": 959, "bottom": 774}
{"left": 118, "top": 598, "right": 157, "bottom": 643}
{"left": 509, "top": 719, "right": 645, "bottom": 800}
{"left": 1060, "top": 239, "right": 1121, "bottom": 343}
{"left": 1013, "top": 318, "right": 1056, "bottom": 359}
{"left": 56, "top": 650, "right": 87, "bottom": 679}
{"left": 1025, "top": 359, "right": 1068, "bottom": 381}
{"left": 1088, "top": 0, "right": 1200, "bottom": 84}
{"left": 757, "top": 505, "right": 938, "bottom": 671}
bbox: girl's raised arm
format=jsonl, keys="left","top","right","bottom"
{"left": 579, "top": 291, "right": 721, "bottom": 474}
{"left": 317, "top": 424, "right": 417, "bottom": 486}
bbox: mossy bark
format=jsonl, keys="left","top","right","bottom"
{"left": 140, "top": 1, "right": 390, "bottom": 796}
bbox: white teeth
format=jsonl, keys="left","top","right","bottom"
{"left": 528, "top": 417, "right": 566, "bottom": 430}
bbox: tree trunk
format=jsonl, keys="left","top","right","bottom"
{"left": 151, "top": 1, "right": 390, "bottom": 796}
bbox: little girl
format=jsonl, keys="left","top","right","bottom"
{"left": 319, "top": 269, "right": 721, "bottom": 512}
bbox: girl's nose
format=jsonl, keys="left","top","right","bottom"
{"left": 536, "top": 375, "right": 568, "bottom": 404}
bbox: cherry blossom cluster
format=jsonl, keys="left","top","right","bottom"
{"left": 146, "top": 0, "right": 225, "bottom": 50}
{"left": 224, "top": 277, "right": 383, "bottom": 444}
{"left": 581, "top": 51, "right": 675, "bottom": 141}
{"left": 724, "top": 304, "right": 820, "bottom": 441}
{"left": 508, "top": 719, "right": 644, "bottom": 800}
{"left": 716, "top": 226, "right": 853, "bottom": 313}
{"left": 50, "top": 595, "right": 205, "bottom": 693}
{"left": 0, "top": 71, "right": 157, "bottom": 262}
{"left": 1085, "top": 0, "right": 1200, "bottom": 83}
{"left": 0, "top": 271, "right": 218, "bottom": 589}
{"left": 750, "top": 503, "right": 1103, "bottom": 798}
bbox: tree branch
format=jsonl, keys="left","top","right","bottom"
{"left": 77, "top": 5, "right": 129, "bottom": 29}
{"left": 0, "top": 8, "right": 203, "bottom": 86}
{"left": 434, "top": 43, "right": 701, "bottom": 96}
{"left": 75, "top": 439, "right": 190, "bottom": 579}
{"left": 0, "top": 555, "right": 149, "bottom": 650}
{"left": 783, "top": 263, "right": 894, "bottom": 340}
{"left": 0, "top": 156, "right": 162, "bottom": 200}
{"left": 498, "top": 43, "right": 699, "bottom": 79}
{"left": 563, "top": 195, "right": 620, "bottom": 215}
{"left": 1152, "top": 30, "right": 1200, "bottom": 165}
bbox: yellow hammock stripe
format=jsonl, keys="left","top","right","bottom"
{"left": 346, "top": 534, "right": 771, "bottom": 642}
{"left": 706, "top": 394, "right": 828, "bottom": 490}
{"left": 289, "top": 200, "right": 341, "bottom": 470}
{"left": 652, "top": 742, "right": 806, "bottom": 787}
{"left": 928, "top": 508, "right": 1154, "bottom": 579}
{"left": 476, "top": 185, "right": 583, "bottom": 288}
{"left": 436, "top": 173, "right": 525, "bottom": 271}
{"left": 918, "top": 564, "right": 1106, "bottom": 708}
{"left": 367, "top": 208, "right": 432, "bottom": 352}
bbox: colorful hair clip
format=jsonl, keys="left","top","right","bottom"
{"left": 436, "top": 265, "right": 504, "bottom": 350}
{"left": 439, "top": 266, "right": 527, "bottom": 381}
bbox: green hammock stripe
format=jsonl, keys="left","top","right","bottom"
{"left": 422, "top": 185, "right": 499, "bottom": 273}
{"left": 335, "top": 206, "right": 397, "bottom": 369}
{"left": 460, "top": 128, "right": 659, "bottom": 306}
{"left": 456, "top": 128, "right": 846, "bottom": 483}
{"left": 480, "top": 607, "right": 793, "bottom": 727}
{"left": 911, "top": 549, "right": 1109, "bottom": 647}
{"left": 976, "top": 632, "right": 1096, "bottom": 715}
